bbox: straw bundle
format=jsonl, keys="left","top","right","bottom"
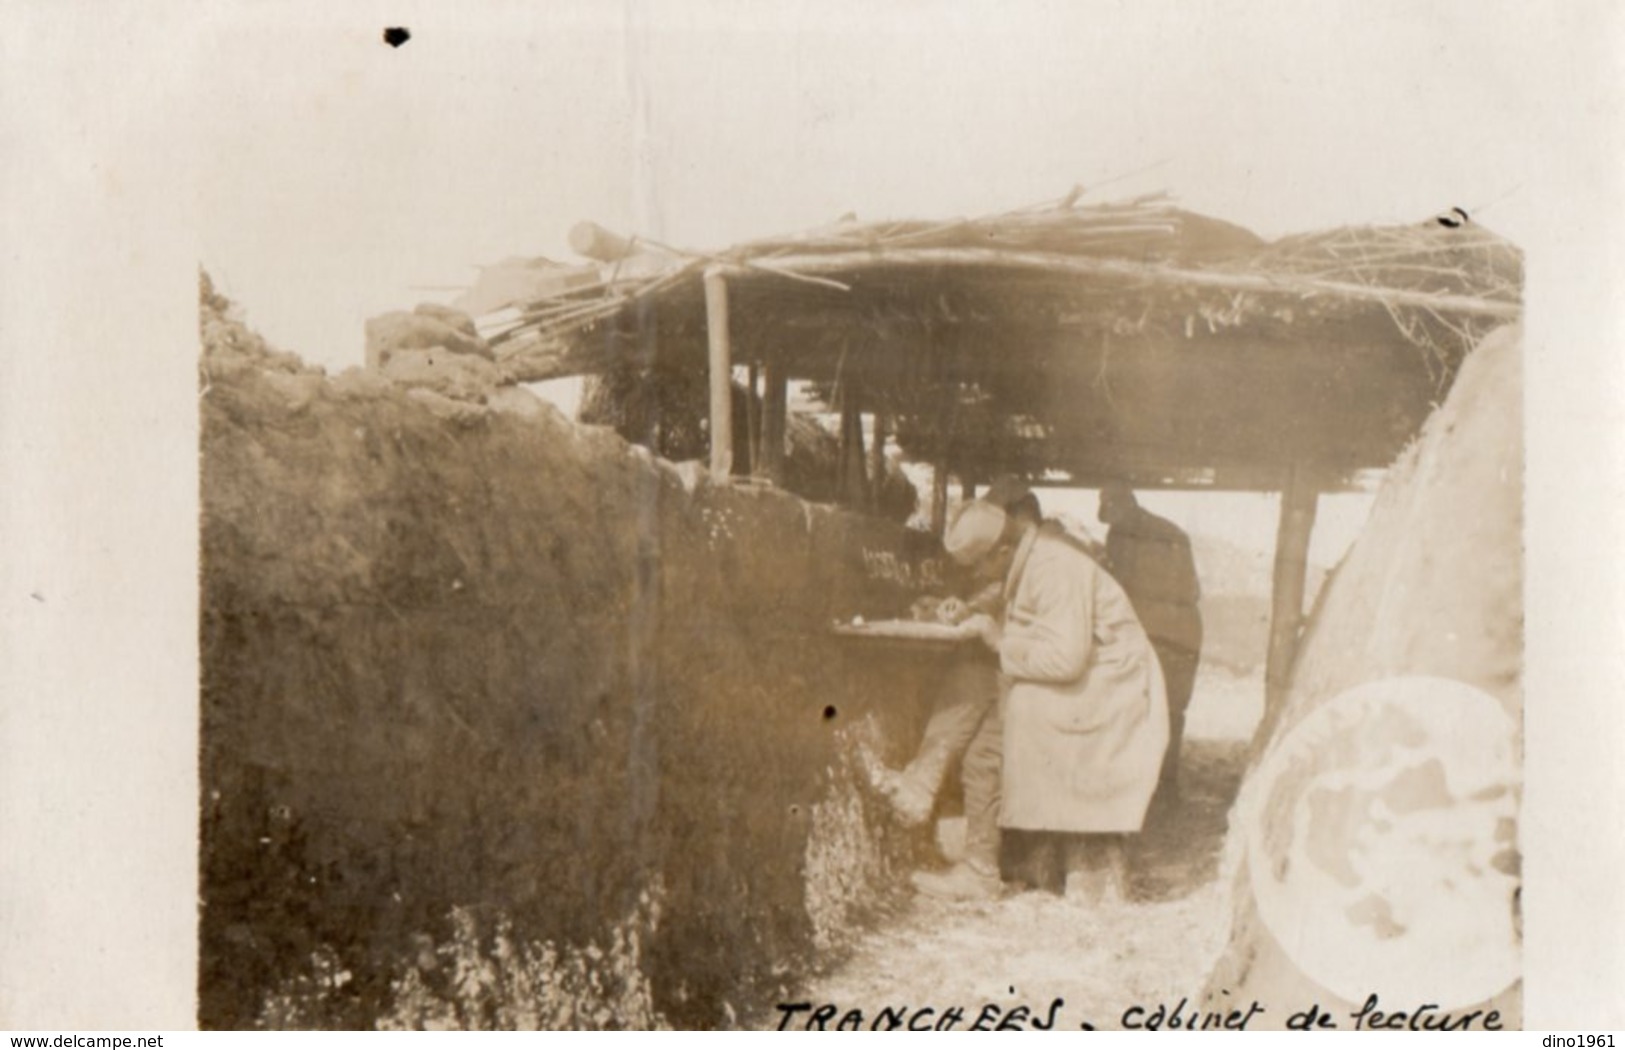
{"left": 488, "top": 192, "right": 1522, "bottom": 380}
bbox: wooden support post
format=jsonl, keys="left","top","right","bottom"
{"left": 930, "top": 369, "right": 955, "bottom": 535}
{"left": 745, "top": 358, "right": 761, "bottom": 476}
{"left": 838, "top": 383, "right": 868, "bottom": 508}
{"left": 1264, "top": 466, "right": 1321, "bottom": 719}
{"left": 930, "top": 456, "right": 949, "bottom": 536}
{"left": 868, "top": 409, "right": 889, "bottom": 511}
{"left": 703, "top": 268, "right": 734, "bottom": 478}
{"left": 761, "top": 353, "right": 787, "bottom": 484}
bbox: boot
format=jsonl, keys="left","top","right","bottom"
{"left": 1100, "top": 837, "right": 1131, "bottom": 903}
{"left": 859, "top": 747, "right": 936, "bottom": 827}
{"left": 1062, "top": 836, "right": 1128, "bottom": 905}
{"left": 912, "top": 862, "right": 1004, "bottom": 902}
{"left": 1004, "top": 831, "right": 1062, "bottom": 894}
{"left": 870, "top": 768, "right": 934, "bottom": 827}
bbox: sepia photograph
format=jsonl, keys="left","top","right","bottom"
{"left": 4, "top": 0, "right": 1624, "bottom": 1035}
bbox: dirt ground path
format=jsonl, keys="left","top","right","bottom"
{"left": 766, "top": 667, "right": 1262, "bottom": 1032}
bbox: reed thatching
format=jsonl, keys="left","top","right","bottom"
{"left": 480, "top": 192, "right": 1522, "bottom": 491}
{"left": 488, "top": 194, "right": 1517, "bottom": 371}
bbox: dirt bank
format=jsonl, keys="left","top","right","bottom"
{"left": 200, "top": 284, "right": 946, "bottom": 1028}
{"left": 1207, "top": 324, "right": 1524, "bottom": 1027}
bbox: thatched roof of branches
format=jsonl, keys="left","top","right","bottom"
{"left": 489, "top": 192, "right": 1521, "bottom": 491}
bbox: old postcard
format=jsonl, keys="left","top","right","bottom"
{"left": 3, "top": 0, "right": 1622, "bottom": 1033}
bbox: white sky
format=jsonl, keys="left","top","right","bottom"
{"left": 199, "top": 0, "right": 1571, "bottom": 375}
{"left": 192, "top": 0, "right": 1576, "bottom": 568}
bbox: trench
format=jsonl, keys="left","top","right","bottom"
{"left": 761, "top": 663, "right": 1259, "bottom": 1032}
{"left": 201, "top": 291, "right": 950, "bottom": 1029}
{"left": 201, "top": 285, "right": 1522, "bottom": 1030}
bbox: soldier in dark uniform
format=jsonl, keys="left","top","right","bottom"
{"left": 1098, "top": 483, "right": 1203, "bottom": 804}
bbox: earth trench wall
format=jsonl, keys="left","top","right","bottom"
{"left": 200, "top": 347, "right": 947, "bottom": 1028}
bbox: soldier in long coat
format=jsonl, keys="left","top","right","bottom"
{"left": 916, "top": 498, "right": 1169, "bottom": 902}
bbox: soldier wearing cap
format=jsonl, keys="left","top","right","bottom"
{"left": 911, "top": 494, "right": 1169, "bottom": 902}
{"left": 868, "top": 483, "right": 1042, "bottom": 891}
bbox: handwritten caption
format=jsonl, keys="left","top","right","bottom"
{"left": 773, "top": 991, "right": 1505, "bottom": 1032}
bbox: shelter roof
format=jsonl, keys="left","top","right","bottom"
{"left": 485, "top": 193, "right": 1522, "bottom": 490}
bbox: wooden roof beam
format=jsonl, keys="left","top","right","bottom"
{"left": 711, "top": 248, "right": 1521, "bottom": 321}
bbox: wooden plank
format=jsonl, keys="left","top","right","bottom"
{"left": 745, "top": 358, "right": 761, "bottom": 475}
{"left": 704, "top": 268, "right": 734, "bottom": 477}
{"left": 838, "top": 383, "right": 868, "bottom": 507}
{"left": 930, "top": 457, "right": 949, "bottom": 536}
{"left": 761, "top": 353, "right": 788, "bottom": 484}
{"left": 717, "top": 247, "right": 1522, "bottom": 320}
{"left": 1264, "top": 466, "right": 1321, "bottom": 719}
{"left": 868, "top": 409, "right": 890, "bottom": 512}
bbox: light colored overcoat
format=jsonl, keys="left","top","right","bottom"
{"left": 998, "top": 525, "right": 1170, "bottom": 833}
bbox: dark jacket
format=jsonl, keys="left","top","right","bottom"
{"left": 1105, "top": 507, "right": 1203, "bottom": 654}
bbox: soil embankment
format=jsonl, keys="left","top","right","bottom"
{"left": 1207, "top": 324, "right": 1524, "bottom": 1027}
{"left": 200, "top": 286, "right": 944, "bottom": 1028}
